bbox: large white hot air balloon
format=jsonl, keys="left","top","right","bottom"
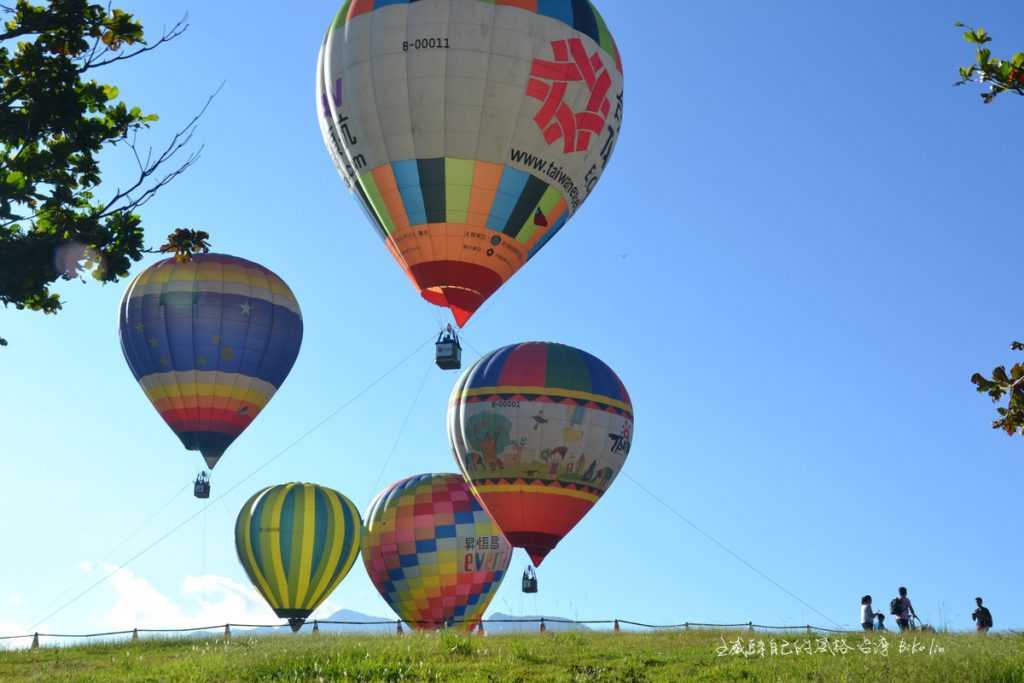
{"left": 318, "top": 0, "right": 625, "bottom": 326}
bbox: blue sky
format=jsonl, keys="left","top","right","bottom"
{"left": 2, "top": 0, "right": 1023, "bottom": 639}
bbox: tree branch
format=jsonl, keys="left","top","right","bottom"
{"left": 79, "top": 14, "right": 188, "bottom": 73}
{"left": 96, "top": 83, "right": 220, "bottom": 218}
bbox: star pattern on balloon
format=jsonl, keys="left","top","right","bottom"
{"left": 119, "top": 253, "right": 304, "bottom": 472}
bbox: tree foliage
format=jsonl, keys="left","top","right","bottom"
{"left": 954, "top": 23, "right": 1024, "bottom": 103}
{"left": 0, "top": 1, "right": 201, "bottom": 346}
{"left": 972, "top": 344, "right": 1024, "bottom": 437}
{"left": 159, "top": 227, "right": 209, "bottom": 262}
{"left": 955, "top": 24, "right": 1024, "bottom": 436}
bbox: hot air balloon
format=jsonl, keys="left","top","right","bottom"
{"left": 362, "top": 473, "right": 511, "bottom": 630}
{"left": 118, "top": 254, "right": 303, "bottom": 484}
{"left": 319, "top": 0, "right": 625, "bottom": 327}
{"left": 448, "top": 342, "right": 632, "bottom": 567}
{"left": 235, "top": 483, "right": 363, "bottom": 632}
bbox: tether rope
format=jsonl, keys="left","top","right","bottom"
{"left": 31, "top": 481, "right": 190, "bottom": 621}
{"left": 456, "top": 332, "right": 840, "bottom": 629}
{"left": 25, "top": 336, "right": 433, "bottom": 633}
{"left": 370, "top": 360, "right": 433, "bottom": 495}
{"left": 622, "top": 471, "right": 840, "bottom": 628}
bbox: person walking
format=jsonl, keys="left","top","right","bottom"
{"left": 890, "top": 586, "right": 917, "bottom": 632}
{"left": 972, "top": 597, "right": 993, "bottom": 634}
{"left": 860, "top": 595, "right": 875, "bottom": 631}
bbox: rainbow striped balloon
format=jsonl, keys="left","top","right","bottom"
{"left": 118, "top": 253, "right": 302, "bottom": 469}
{"left": 235, "top": 483, "right": 363, "bottom": 631}
{"left": 362, "top": 473, "right": 510, "bottom": 630}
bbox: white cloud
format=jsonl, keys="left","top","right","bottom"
{"left": 0, "top": 594, "right": 30, "bottom": 650}
{"left": 0, "top": 613, "right": 51, "bottom": 651}
{"left": 0, "top": 621, "right": 29, "bottom": 650}
{"left": 84, "top": 563, "right": 278, "bottom": 632}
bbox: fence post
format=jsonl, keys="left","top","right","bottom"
{"left": 684, "top": 622, "right": 689, "bottom": 631}
{"left": 748, "top": 621, "right": 754, "bottom": 632}
{"left": 806, "top": 625, "right": 812, "bottom": 634}
{"left": 224, "top": 624, "right": 231, "bottom": 641}
{"left": 31, "top": 633, "right": 39, "bottom": 649}
{"left": 477, "top": 621, "right": 486, "bottom": 637}
{"left": 312, "top": 620, "right": 319, "bottom": 635}
{"left": 540, "top": 618, "right": 546, "bottom": 633}
{"left": 396, "top": 621, "right": 403, "bottom": 636}
{"left": 614, "top": 619, "right": 620, "bottom": 633}
{"left": 132, "top": 628, "right": 139, "bottom": 642}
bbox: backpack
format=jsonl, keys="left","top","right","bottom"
{"left": 980, "top": 607, "right": 993, "bottom": 628}
{"left": 890, "top": 598, "right": 902, "bottom": 615}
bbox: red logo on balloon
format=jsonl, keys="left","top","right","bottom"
{"left": 527, "top": 38, "right": 612, "bottom": 154}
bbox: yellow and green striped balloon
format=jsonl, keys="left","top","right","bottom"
{"left": 235, "top": 483, "right": 362, "bottom": 631}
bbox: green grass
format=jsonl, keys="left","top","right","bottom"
{"left": 2, "top": 629, "right": 1023, "bottom": 682}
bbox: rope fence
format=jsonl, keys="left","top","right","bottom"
{"left": 14, "top": 335, "right": 844, "bottom": 649}
{"left": 0, "top": 617, "right": 853, "bottom": 648}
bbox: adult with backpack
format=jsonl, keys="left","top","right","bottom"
{"left": 890, "top": 586, "right": 917, "bottom": 632}
{"left": 972, "top": 597, "right": 993, "bottom": 634}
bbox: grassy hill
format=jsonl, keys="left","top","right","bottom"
{"left": 2, "top": 629, "right": 1022, "bottom": 682}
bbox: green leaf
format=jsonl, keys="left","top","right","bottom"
{"left": 971, "top": 373, "right": 995, "bottom": 391}
{"left": 4, "top": 170, "right": 26, "bottom": 190}
{"left": 102, "top": 84, "right": 119, "bottom": 100}
{"left": 978, "top": 48, "right": 991, "bottom": 65}
{"left": 954, "top": 21, "right": 965, "bottom": 27}
{"left": 1012, "top": 53, "right": 1024, "bottom": 68}
{"left": 964, "top": 30, "right": 979, "bottom": 44}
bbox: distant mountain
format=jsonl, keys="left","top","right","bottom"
{"left": 170, "top": 608, "right": 585, "bottom": 638}
{"left": 309, "top": 608, "right": 401, "bottom": 634}
{"left": 483, "top": 612, "right": 588, "bottom": 634}
{"left": 295, "top": 609, "right": 587, "bottom": 635}
{"left": 232, "top": 609, "right": 400, "bottom": 636}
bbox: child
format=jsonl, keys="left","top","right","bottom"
{"left": 860, "top": 596, "right": 875, "bottom": 631}
{"left": 874, "top": 612, "right": 887, "bottom": 631}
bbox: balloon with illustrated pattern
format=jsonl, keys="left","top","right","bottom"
{"left": 319, "top": 0, "right": 625, "bottom": 326}
{"left": 362, "top": 473, "right": 511, "bottom": 630}
{"left": 118, "top": 254, "right": 303, "bottom": 470}
{"left": 448, "top": 341, "right": 633, "bottom": 566}
{"left": 235, "top": 483, "right": 363, "bottom": 632}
